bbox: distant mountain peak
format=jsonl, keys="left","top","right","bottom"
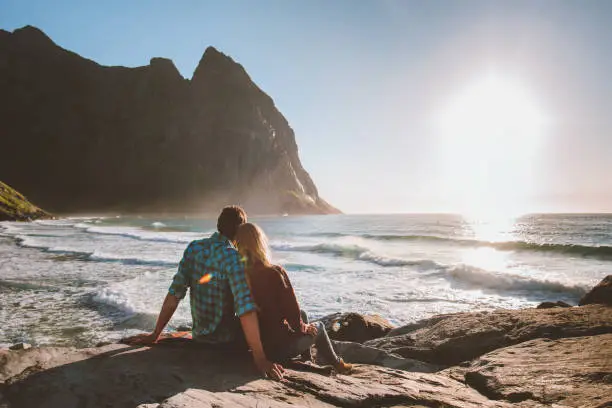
{"left": 12, "top": 25, "right": 56, "bottom": 46}
{"left": 149, "top": 57, "right": 184, "bottom": 80}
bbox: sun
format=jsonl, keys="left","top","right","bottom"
{"left": 434, "top": 74, "right": 549, "bottom": 217}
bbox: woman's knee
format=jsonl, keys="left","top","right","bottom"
{"left": 313, "top": 321, "right": 327, "bottom": 338}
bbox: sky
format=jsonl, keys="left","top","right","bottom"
{"left": 2, "top": 0, "right": 612, "bottom": 214}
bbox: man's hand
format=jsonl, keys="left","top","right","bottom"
{"left": 122, "top": 332, "right": 160, "bottom": 345}
{"left": 254, "top": 355, "right": 285, "bottom": 380}
{"left": 305, "top": 323, "right": 318, "bottom": 337}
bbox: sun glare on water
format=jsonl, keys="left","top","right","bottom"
{"left": 435, "top": 74, "right": 550, "bottom": 218}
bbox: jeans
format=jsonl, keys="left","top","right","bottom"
{"left": 274, "top": 310, "right": 341, "bottom": 365}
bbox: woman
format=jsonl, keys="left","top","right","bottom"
{"left": 235, "top": 222, "right": 352, "bottom": 374}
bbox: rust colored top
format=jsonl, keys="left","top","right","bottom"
{"left": 247, "top": 263, "right": 307, "bottom": 354}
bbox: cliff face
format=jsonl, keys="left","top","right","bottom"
{"left": 0, "top": 180, "right": 51, "bottom": 221}
{"left": 0, "top": 26, "right": 339, "bottom": 215}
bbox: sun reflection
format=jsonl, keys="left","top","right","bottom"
{"left": 461, "top": 247, "right": 511, "bottom": 272}
{"left": 463, "top": 214, "right": 519, "bottom": 243}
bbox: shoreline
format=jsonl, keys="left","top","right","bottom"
{"left": 1, "top": 277, "right": 610, "bottom": 407}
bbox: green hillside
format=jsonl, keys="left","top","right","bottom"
{"left": 0, "top": 181, "right": 51, "bottom": 221}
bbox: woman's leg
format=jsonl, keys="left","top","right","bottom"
{"left": 299, "top": 310, "right": 312, "bottom": 361}
{"left": 311, "top": 321, "right": 341, "bottom": 365}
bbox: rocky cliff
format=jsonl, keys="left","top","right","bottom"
{"left": 0, "top": 26, "right": 339, "bottom": 215}
{"left": 0, "top": 180, "right": 51, "bottom": 221}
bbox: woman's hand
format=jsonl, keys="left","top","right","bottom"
{"left": 305, "top": 323, "right": 318, "bottom": 337}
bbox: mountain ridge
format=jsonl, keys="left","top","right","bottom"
{"left": 0, "top": 25, "right": 339, "bottom": 215}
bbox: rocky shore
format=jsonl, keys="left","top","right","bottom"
{"left": 1, "top": 276, "right": 610, "bottom": 408}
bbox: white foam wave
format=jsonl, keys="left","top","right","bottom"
{"left": 89, "top": 251, "right": 178, "bottom": 267}
{"left": 151, "top": 222, "right": 166, "bottom": 228}
{"left": 272, "top": 242, "right": 442, "bottom": 269}
{"left": 444, "top": 265, "right": 588, "bottom": 298}
{"left": 92, "top": 287, "right": 138, "bottom": 314}
{"left": 76, "top": 224, "right": 206, "bottom": 244}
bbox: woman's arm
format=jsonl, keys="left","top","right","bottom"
{"left": 277, "top": 267, "right": 307, "bottom": 333}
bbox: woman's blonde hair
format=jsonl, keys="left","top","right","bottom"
{"left": 235, "top": 223, "right": 271, "bottom": 268}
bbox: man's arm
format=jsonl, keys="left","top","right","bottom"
{"left": 239, "top": 310, "right": 284, "bottom": 380}
{"left": 128, "top": 245, "right": 192, "bottom": 345}
{"left": 128, "top": 293, "right": 180, "bottom": 345}
{"left": 225, "top": 251, "right": 284, "bottom": 380}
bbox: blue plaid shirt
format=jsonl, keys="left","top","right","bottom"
{"left": 168, "top": 232, "right": 257, "bottom": 342}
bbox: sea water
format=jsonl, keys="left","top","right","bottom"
{"left": 0, "top": 214, "right": 609, "bottom": 347}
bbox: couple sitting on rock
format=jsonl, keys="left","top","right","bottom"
{"left": 128, "top": 206, "right": 352, "bottom": 380}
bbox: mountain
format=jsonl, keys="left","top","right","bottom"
{"left": 0, "top": 26, "right": 339, "bottom": 215}
{"left": 0, "top": 180, "right": 51, "bottom": 221}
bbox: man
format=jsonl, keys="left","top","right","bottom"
{"left": 131, "top": 206, "right": 284, "bottom": 380}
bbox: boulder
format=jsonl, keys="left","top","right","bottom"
{"left": 316, "top": 312, "right": 394, "bottom": 343}
{"left": 365, "top": 304, "right": 612, "bottom": 366}
{"left": 536, "top": 300, "right": 572, "bottom": 309}
{"left": 444, "top": 334, "right": 612, "bottom": 407}
{"left": 579, "top": 275, "right": 612, "bottom": 306}
{"left": 0, "top": 344, "right": 514, "bottom": 408}
{"left": 331, "top": 341, "right": 440, "bottom": 372}
{"left": 7, "top": 343, "right": 32, "bottom": 351}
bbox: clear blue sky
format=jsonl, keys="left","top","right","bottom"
{"left": 2, "top": 0, "right": 612, "bottom": 213}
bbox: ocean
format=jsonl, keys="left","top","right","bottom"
{"left": 0, "top": 213, "right": 609, "bottom": 348}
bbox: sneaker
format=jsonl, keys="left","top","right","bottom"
{"left": 333, "top": 358, "right": 353, "bottom": 374}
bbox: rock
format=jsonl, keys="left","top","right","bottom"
{"left": 365, "top": 304, "right": 612, "bottom": 366}
{"left": 332, "top": 340, "right": 440, "bottom": 372}
{"left": 316, "top": 312, "right": 394, "bottom": 343}
{"left": 443, "top": 334, "right": 612, "bottom": 407}
{"left": 385, "top": 314, "right": 453, "bottom": 338}
{"left": 8, "top": 343, "right": 32, "bottom": 351}
{"left": 536, "top": 300, "right": 572, "bottom": 309}
{"left": 0, "top": 181, "right": 51, "bottom": 222}
{"left": 0, "top": 26, "right": 339, "bottom": 215}
{"left": 579, "top": 275, "right": 612, "bottom": 306}
{"left": 0, "top": 344, "right": 514, "bottom": 408}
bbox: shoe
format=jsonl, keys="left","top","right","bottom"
{"left": 333, "top": 358, "right": 353, "bottom": 374}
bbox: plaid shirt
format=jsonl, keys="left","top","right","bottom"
{"left": 168, "top": 232, "right": 256, "bottom": 343}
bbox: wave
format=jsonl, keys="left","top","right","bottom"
{"left": 151, "top": 222, "right": 166, "bottom": 228}
{"left": 13, "top": 235, "right": 177, "bottom": 267}
{"left": 91, "top": 287, "right": 137, "bottom": 314}
{"left": 73, "top": 224, "right": 204, "bottom": 245}
{"left": 443, "top": 265, "right": 588, "bottom": 298}
{"left": 272, "top": 242, "right": 442, "bottom": 269}
{"left": 89, "top": 252, "right": 177, "bottom": 267}
{"left": 306, "top": 232, "right": 612, "bottom": 260}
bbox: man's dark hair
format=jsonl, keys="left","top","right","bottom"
{"left": 217, "top": 205, "right": 247, "bottom": 240}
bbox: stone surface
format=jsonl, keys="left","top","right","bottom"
{"left": 332, "top": 340, "right": 440, "bottom": 372}
{"left": 7, "top": 343, "right": 31, "bottom": 351}
{"left": 316, "top": 312, "right": 394, "bottom": 343}
{"left": 444, "top": 334, "right": 612, "bottom": 407}
{"left": 0, "top": 344, "right": 515, "bottom": 408}
{"left": 536, "top": 301, "right": 572, "bottom": 309}
{"left": 365, "top": 304, "right": 612, "bottom": 366}
{"left": 0, "top": 26, "right": 338, "bottom": 215}
{"left": 579, "top": 275, "right": 612, "bottom": 306}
